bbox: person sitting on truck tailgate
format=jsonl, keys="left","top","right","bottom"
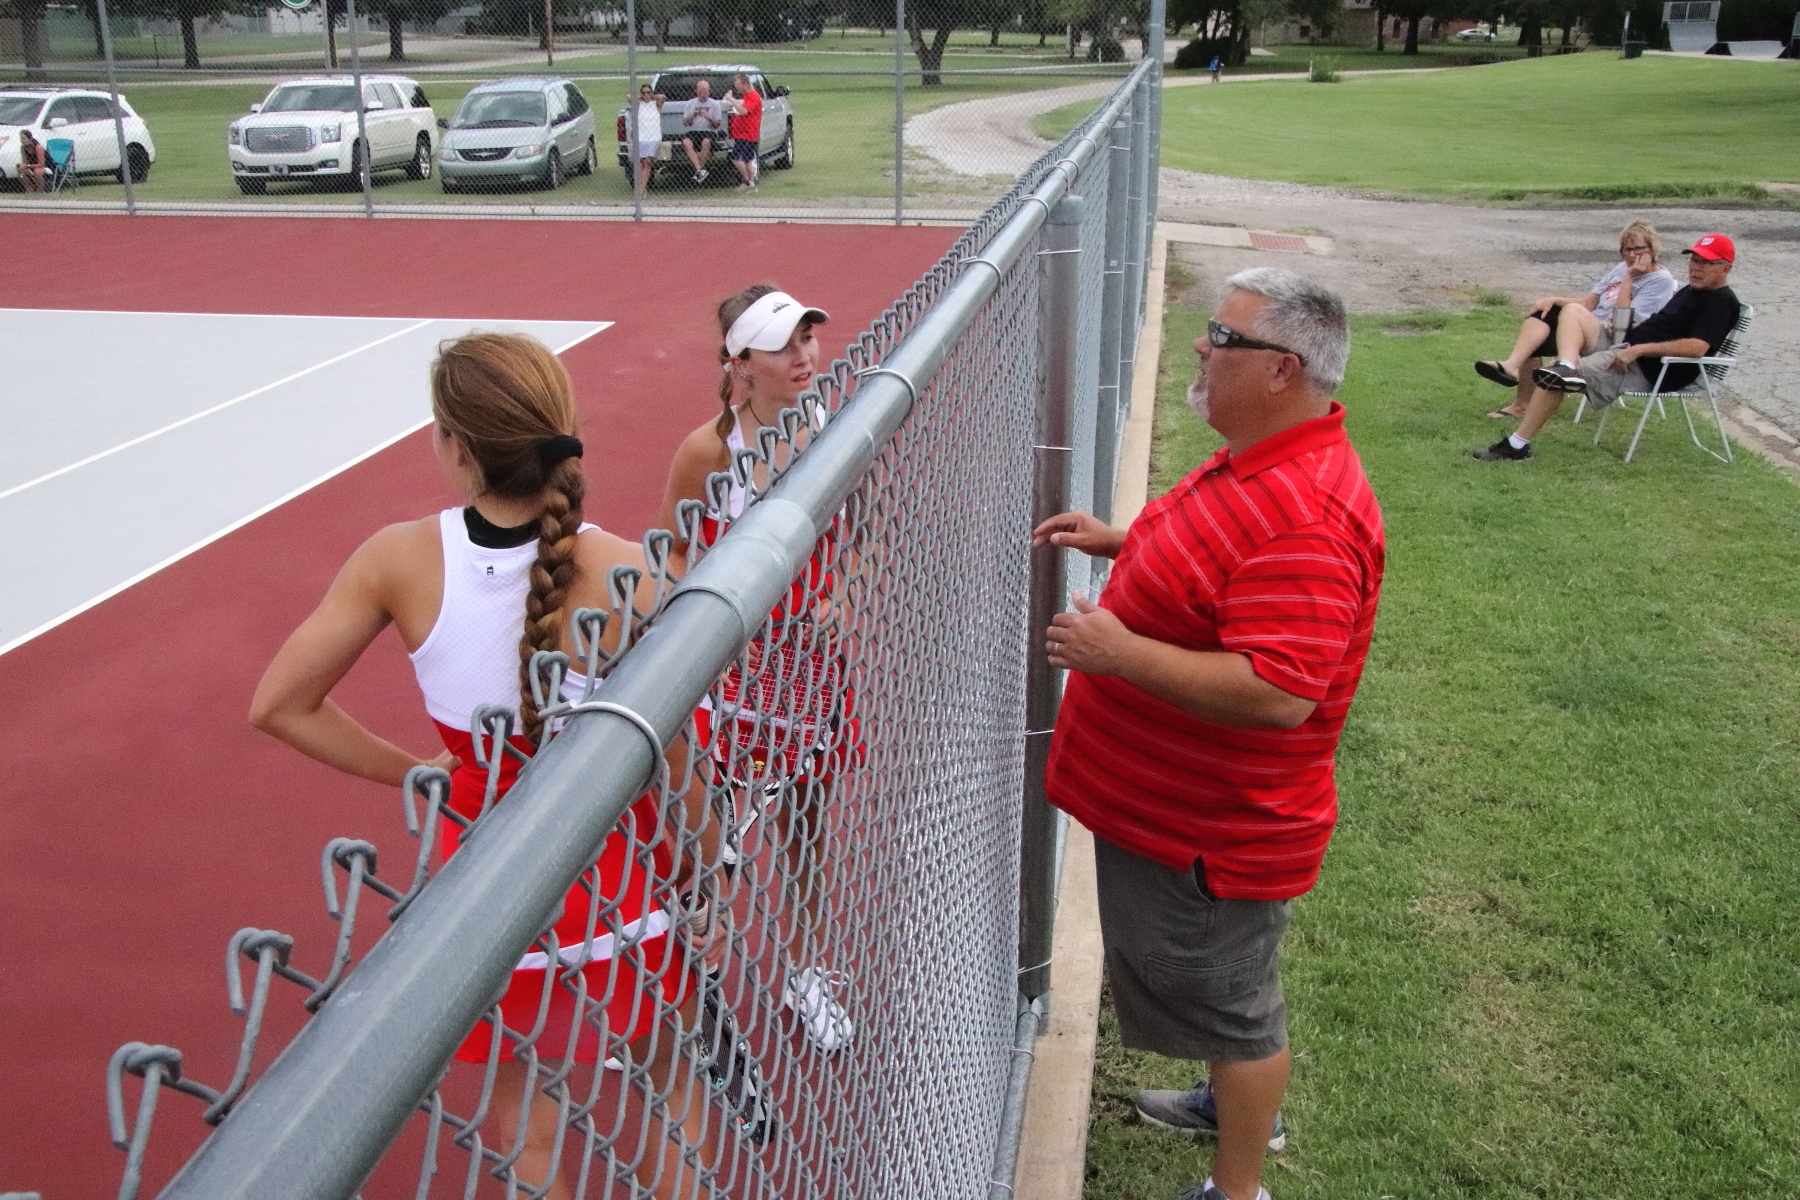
{"left": 682, "top": 77, "right": 725, "bottom": 184}
{"left": 726, "top": 74, "right": 762, "bottom": 191}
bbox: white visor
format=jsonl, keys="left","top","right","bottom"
{"left": 725, "top": 291, "right": 829, "bottom": 356}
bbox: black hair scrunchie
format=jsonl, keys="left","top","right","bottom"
{"left": 537, "top": 434, "right": 584, "bottom": 467}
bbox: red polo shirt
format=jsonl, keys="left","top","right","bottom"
{"left": 1046, "top": 403, "right": 1384, "bottom": 900}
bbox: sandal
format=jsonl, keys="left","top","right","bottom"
{"left": 1474, "top": 360, "right": 1519, "bottom": 388}
{"left": 1485, "top": 408, "right": 1523, "bottom": 420}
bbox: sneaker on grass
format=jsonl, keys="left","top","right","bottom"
{"left": 1176, "top": 1186, "right": 1270, "bottom": 1200}
{"left": 1135, "top": 1078, "right": 1286, "bottom": 1153}
{"left": 783, "top": 966, "right": 852, "bottom": 1052}
{"left": 1471, "top": 437, "right": 1532, "bottom": 462}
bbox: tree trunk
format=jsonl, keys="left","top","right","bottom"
{"left": 1517, "top": 12, "right": 1542, "bottom": 53}
{"left": 326, "top": 14, "right": 338, "bottom": 67}
{"left": 1403, "top": 11, "right": 1421, "bottom": 53}
{"left": 180, "top": 8, "right": 201, "bottom": 68}
{"left": 80, "top": 0, "right": 105, "bottom": 59}
{"left": 18, "top": 0, "right": 46, "bottom": 78}
{"left": 909, "top": 18, "right": 952, "bottom": 84}
{"left": 1560, "top": 19, "right": 1573, "bottom": 45}
{"left": 990, "top": 23, "right": 999, "bottom": 45}
{"left": 655, "top": 19, "right": 668, "bottom": 52}
{"left": 1375, "top": 4, "right": 1385, "bottom": 49}
{"left": 387, "top": 12, "right": 404, "bottom": 60}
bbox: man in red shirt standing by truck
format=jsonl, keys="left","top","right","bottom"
{"left": 725, "top": 73, "right": 763, "bottom": 191}
{"left": 1036, "top": 268, "right": 1385, "bottom": 1200}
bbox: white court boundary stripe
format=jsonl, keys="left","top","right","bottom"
{"left": 0, "top": 318, "right": 436, "bottom": 503}
{"left": 0, "top": 320, "right": 609, "bottom": 659}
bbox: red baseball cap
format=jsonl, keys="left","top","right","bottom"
{"left": 1684, "top": 233, "right": 1735, "bottom": 263}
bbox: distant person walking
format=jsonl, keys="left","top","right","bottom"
{"left": 1209, "top": 55, "right": 1223, "bottom": 82}
{"left": 724, "top": 73, "right": 763, "bottom": 191}
{"left": 681, "top": 77, "right": 725, "bottom": 184}
{"left": 632, "top": 83, "right": 665, "bottom": 192}
{"left": 1035, "top": 268, "right": 1384, "bottom": 1200}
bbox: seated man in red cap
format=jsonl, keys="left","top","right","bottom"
{"left": 1473, "top": 233, "right": 1741, "bottom": 461}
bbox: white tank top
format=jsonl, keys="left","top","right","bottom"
{"left": 720, "top": 409, "right": 749, "bottom": 519}
{"left": 409, "top": 508, "right": 592, "bottom": 732}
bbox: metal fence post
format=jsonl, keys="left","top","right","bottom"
{"left": 894, "top": 0, "right": 905, "bottom": 225}
{"left": 1117, "top": 86, "right": 1148, "bottom": 411}
{"left": 95, "top": 0, "right": 133, "bottom": 215}
{"left": 1019, "top": 192, "right": 1083, "bottom": 1004}
{"left": 346, "top": 0, "right": 372, "bottom": 218}
{"left": 1091, "top": 115, "right": 1130, "bottom": 527}
{"left": 628, "top": 0, "right": 642, "bottom": 221}
{"left": 1146, "top": 0, "right": 1166, "bottom": 245}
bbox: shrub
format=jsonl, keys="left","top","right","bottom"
{"left": 1173, "top": 37, "right": 1234, "bottom": 69}
{"left": 1088, "top": 35, "right": 1125, "bottom": 62}
{"left": 1308, "top": 57, "right": 1340, "bottom": 81}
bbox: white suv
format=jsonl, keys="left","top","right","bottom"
{"left": 0, "top": 87, "right": 156, "bottom": 184}
{"left": 229, "top": 75, "right": 436, "bottom": 194}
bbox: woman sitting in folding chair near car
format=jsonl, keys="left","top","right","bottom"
{"left": 16, "top": 129, "right": 46, "bottom": 192}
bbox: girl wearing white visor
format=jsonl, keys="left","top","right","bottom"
{"left": 657, "top": 283, "right": 860, "bottom": 1055}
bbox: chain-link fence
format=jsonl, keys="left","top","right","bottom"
{"left": 102, "top": 50, "right": 1159, "bottom": 1200}
{"left": 0, "top": 0, "right": 1151, "bottom": 222}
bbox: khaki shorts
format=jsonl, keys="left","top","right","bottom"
{"left": 1578, "top": 349, "right": 1649, "bottom": 408}
{"left": 1094, "top": 835, "right": 1292, "bottom": 1063}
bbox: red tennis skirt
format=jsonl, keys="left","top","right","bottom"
{"left": 433, "top": 720, "right": 687, "bottom": 1064}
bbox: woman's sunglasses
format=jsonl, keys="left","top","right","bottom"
{"left": 1206, "top": 319, "right": 1304, "bottom": 364}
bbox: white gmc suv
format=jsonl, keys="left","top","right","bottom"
{"left": 229, "top": 75, "right": 436, "bottom": 194}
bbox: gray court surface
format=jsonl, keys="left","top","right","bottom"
{"left": 0, "top": 309, "right": 609, "bottom": 655}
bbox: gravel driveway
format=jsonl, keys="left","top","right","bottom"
{"left": 909, "top": 75, "right": 1798, "bottom": 440}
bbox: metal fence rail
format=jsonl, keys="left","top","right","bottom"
{"left": 104, "top": 50, "right": 1160, "bottom": 1200}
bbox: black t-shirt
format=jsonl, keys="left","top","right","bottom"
{"left": 1625, "top": 284, "right": 1740, "bottom": 392}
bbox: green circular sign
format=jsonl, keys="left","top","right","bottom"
{"left": 278, "top": 0, "right": 311, "bottom": 11}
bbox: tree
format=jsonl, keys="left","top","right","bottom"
{"left": 360, "top": 0, "right": 452, "bottom": 61}
{"left": 904, "top": 0, "right": 1010, "bottom": 83}
{"left": 1383, "top": 0, "right": 1454, "bottom": 53}
{"left": 3, "top": 0, "right": 49, "bottom": 78}
{"left": 636, "top": 0, "right": 687, "bottom": 52}
{"left": 133, "top": 0, "right": 242, "bottom": 68}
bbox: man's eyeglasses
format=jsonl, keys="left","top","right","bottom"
{"left": 1206, "top": 319, "right": 1304, "bottom": 364}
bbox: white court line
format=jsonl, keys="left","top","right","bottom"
{"left": 0, "top": 318, "right": 436, "bottom": 504}
{"left": 0, "top": 317, "right": 610, "bottom": 659}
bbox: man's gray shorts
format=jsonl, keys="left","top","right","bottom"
{"left": 1093, "top": 835, "right": 1292, "bottom": 1063}
{"left": 1578, "top": 349, "right": 1650, "bottom": 408}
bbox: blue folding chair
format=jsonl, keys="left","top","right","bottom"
{"left": 45, "top": 138, "right": 77, "bottom": 193}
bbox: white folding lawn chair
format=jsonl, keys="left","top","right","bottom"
{"left": 1582, "top": 303, "right": 1753, "bottom": 464}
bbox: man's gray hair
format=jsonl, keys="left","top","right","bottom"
{"left": 1224, "top": 268, "right": 1350, "bottom": 394}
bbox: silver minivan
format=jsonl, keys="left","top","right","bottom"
{"left": 438, "top": 78, "right": 595, "bottom": 192}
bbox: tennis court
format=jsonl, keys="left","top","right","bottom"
{"left": 0, "top": 213, "right": 956, "bottom": 1198}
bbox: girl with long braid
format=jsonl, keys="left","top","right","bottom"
{"left": 251, "top": 333, "right": 722, "bottom": 1200}
{"left": 656, "top": 283, "right": 856, "bottom": 1055}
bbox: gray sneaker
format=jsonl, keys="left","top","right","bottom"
{"left": 1174, "top": 1187, "right": 1270, "bottom": 1200}
{"left": 1135, "top": 1078, "right": 1286, "bottom": 1153}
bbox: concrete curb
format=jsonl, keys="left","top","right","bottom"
{"left": 1012, "top": 222, "right": 1167, "bottom": 1200}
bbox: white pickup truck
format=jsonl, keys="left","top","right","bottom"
{"left": 614, "top": 65, "right": 795, "bottom": 188}
{"left": 229, "top": 75, "right": 437, "bottom": 194}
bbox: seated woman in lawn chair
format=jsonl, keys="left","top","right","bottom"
{"left": 16, "top": 129, "right": 46, "bottom": 193}
{"left": 1473, "top": 219, "right": 1677, "bottom": 420}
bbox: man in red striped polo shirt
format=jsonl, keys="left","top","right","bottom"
{"left": 1036, "top": 268, "right": 1384, "bottom": 1200}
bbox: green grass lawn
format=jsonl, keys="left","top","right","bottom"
{"left": 1037, "top": 53, "right": 1800, "bottom": 204}
{"left": 1211, "top": 40, "right": 1534, "bottom": 75}
{"left": 1082, "top": 297, "right": 1800, "bottom": 1199}
{"left": 41, "top": 67, "right": 1098, "bottom": 205}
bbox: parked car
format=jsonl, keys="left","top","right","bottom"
{"left": 0, "top": 87, "right": 155, "bottom": 185}
{"left": 439, "top": 77, "right": 596, "bottom": 192}
{"left": 1455, "top": 26, "right": 1498, "bottom": 40}
{"left": 614, "top": 65, "right": 795, "bottom": 188}
{"left": 228, "top": 75, "right": 435, "bottom": 195}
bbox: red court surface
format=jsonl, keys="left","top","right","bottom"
{"left": 0, "top": 215, "right": 956, "bottom": 1198}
